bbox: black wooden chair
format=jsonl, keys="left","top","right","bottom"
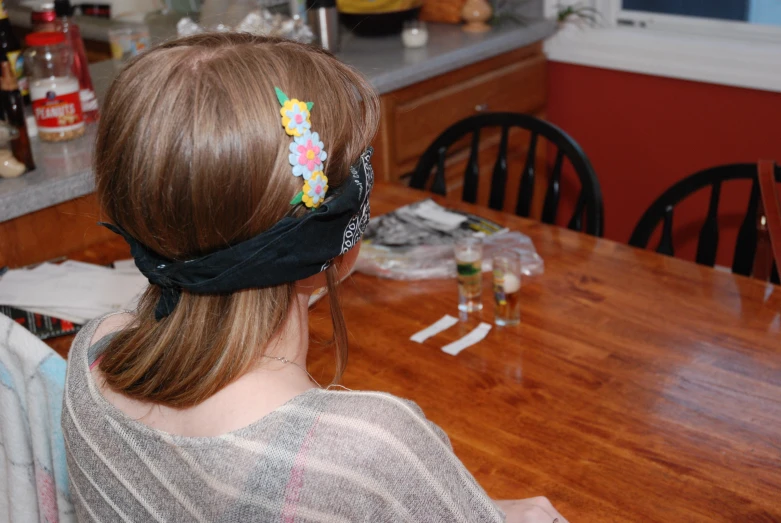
{"left": 629, "top": 163, "right": 781, "bottom": 283}
{"left": 409, "top": 112, "right": 604, "bottom": 237}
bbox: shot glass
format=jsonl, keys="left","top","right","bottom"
{"left": 454, "top": 236, "right": 483, "bottom": 312}
{"left": 492, "top": 251, "right": 522, "bottom": 326}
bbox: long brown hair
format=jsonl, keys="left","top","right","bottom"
{"left": 94, "top": 33, "right": 379, "bottom": 408}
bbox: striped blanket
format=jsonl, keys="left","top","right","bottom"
{"left": 0, "top": 314, "right": 74, "bottom": 522}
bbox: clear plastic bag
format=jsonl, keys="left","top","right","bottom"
{"left": 355, "top": 231, "right": 544, "bottom": 281}
{"left": 180, "top": 1, "right": 314, "bottom": 41}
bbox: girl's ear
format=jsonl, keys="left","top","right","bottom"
{"left": 295, "top": 241, "right": 361, "bottom": 295}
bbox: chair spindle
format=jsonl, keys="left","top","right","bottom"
{"left": 431, "top": 146, "right": 448, "bottom": 196}
{"left": 732, "top": 178, "right": 760, "bottom": 276}
{"left": 696, "top": 181, "right": 721, "bottom": 266}
{"left": 489, "top": 126, "right": 509, "bottom": 211}
{"left": 567, "top": 192, "right": 585, "bottom": 231}
{"left": 542, "top": 149, "right": 565, "bottom": 224}
{"left": 462, "top": 130, "right": 481, "bottom": 203}
{"left": 657, "top": 205, "right": 675, "bottom": 256}
{"left": 515, "top": 132, "right": 538, "bottom": 217}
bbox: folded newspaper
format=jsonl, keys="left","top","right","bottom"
{"left": 356, "top": 199, "right": 544, "bottom": 280}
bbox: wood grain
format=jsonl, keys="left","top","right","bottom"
{"left": 392, "top": 54, "right": 547, "bottom": 165}
{"left": 0, "top": 193, "right": 115, "bottom": 268}
{"left": 50, "top": 183, "right": 781, "bottom": 522}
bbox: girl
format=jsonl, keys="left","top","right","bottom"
{"left": 63, "top": 33, "right": 569, "bottom": 523}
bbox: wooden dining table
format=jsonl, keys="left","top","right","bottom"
{"left": 48, "top": 183, "right": 781, "bottom": 522}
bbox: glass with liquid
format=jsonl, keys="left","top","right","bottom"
{"left": 493, "top": 252, "right": 522, "bottom": 326}
{"left": 454, "top": 236, "right": 483, "bottom": 312}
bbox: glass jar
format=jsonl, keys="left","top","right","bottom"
{"left": 24, "top": 31, "right": 85, "bottom": 142}
{"left": 55, "top": 0, "right": 100, "bottom": 123}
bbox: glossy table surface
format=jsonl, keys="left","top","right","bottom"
{"left": 50, "top": 183, "right": 781, "bottom": 522}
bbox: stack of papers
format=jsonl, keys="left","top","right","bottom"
{"left": 0, "top": 260, "right": 148, "bottom": 324}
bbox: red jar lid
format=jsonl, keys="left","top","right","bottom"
{"left": 25, "top": 31, "right": 66, "bottom": 47}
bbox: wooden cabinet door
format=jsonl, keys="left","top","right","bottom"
{"left": 372, "top": 43, "right": 547, "bottom": 184}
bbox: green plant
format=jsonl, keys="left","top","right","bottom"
{"left": 556, "top": 2, "right": 600, "bottom": 25}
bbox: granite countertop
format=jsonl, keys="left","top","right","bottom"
{"left": 339, "top": 20, "right": 554, "bottom": 94}
{"left": 0, "top": 19, "right": 555, "bottom": 223}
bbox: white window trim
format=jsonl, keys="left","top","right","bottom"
{"left": 544, "top": 0, "right": 781, "bottom": 93}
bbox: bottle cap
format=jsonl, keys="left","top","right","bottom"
{"left": 25, "top": 31, "right": 66, "bottom": 47}
{"left": 31, "top": 8, "right": 57, "bottom": 25}
{"left": 54, "top": 0, "right": 74, "bottom": 17}
{"left": 307, "top": 0, "right": 336, "bottom": 8}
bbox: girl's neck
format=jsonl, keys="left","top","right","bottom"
{"left": 93, "top": 293, "right": 318, "bottom": 438}
{"left": 264, "top": 290, "right": 312, "bottom": 371}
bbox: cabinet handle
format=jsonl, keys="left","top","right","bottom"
{"left": 475, "top": 103, "right": 488, "bottom": 112}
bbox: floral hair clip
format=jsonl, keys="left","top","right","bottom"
{"left": 276, "top": 87, "right": 329, "bottom": 209}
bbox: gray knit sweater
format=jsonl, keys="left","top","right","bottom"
{"left": 62, "top": 316, "right": 506, "bottom": 522}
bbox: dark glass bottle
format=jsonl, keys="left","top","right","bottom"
{"left": 1, "top": 61, "right": 34, "bottom": 172}
{"left": 0, "top": 0, "right": 27, "bottom": 99}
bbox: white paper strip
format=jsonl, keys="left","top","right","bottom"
{"left": 410, "top": 315, "right": 459, "bottom": 343}
{"left": 441, "top": 322, "right": 492, "bottom": 356}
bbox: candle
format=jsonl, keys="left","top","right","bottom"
{"left": 402, "top": 21, "right": 428, "bottom": 48}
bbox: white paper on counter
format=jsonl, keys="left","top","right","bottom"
{"left": 113, "top": 259, "right": 140, "bottom": 273}
{"left": 0, "top": 261, "right": 148, "bottom": 323}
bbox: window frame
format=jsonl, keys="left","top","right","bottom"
{"left": 544, "top": 0, "right": 781, "bottom": 93}
{"left": 618, "top": 4, "right": 781, "bottom": 41}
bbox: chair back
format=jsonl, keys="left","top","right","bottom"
{"left": 409, "top": 112, "right": 604, "bottom": 236}
{"left": 629, "top": 162, "right": 781, "bottom": 283}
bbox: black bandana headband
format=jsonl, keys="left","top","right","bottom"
{"left": 103, "top": 148, "right": 375, "bottom": 320}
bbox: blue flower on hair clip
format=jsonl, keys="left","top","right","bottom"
{"left": 302, "top": 172, "right": 329, "bottom": 208}
{"left": 289, "top": 131, "right": 328, "bottom": 180}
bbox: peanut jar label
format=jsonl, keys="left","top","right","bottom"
{"left": 33, "top": 90, "right": 84, "bottom": 132}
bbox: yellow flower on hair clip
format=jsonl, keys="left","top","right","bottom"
{"left": 300, "top": 172, "right": 329, "bottom": 209}
{"left": 276, "top": 88, "right": 312, "bottom": 137}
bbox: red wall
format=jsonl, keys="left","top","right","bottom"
{"left": 547, "top": 61, "right": 781, "bottom": 265}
